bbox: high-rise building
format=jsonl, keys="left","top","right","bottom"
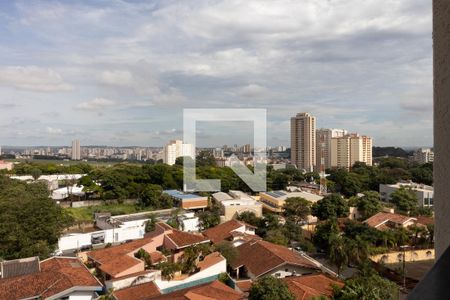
{"left": 412, "top": 148, "right": 434, "bottom": 164}
{"left": 71, "top": 140, "right": 81, "bottom": 160}
{"left": 330, "top": 134, "right": 372, "bottom": 169}
{"left": 290, "top": 112, "right": 316, "bottom": 171}
{"left": 316, "top": 128, "right": 348, "bottom": 171}
{"left": 163, "top": 140, "right": 194, "bottom": 166}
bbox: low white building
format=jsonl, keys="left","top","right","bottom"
{"left": 380, "top": 181, "right": 434, "bottom": 207}
{"left": 212, "top": 190, "right": 262, "bottom": 221}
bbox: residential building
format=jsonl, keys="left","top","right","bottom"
{"left": 412, "top": 148, "right": 434, "bottom": 164}
{"left": 364, "top": 212, "right": 417, "bottom": 231}
{"left": 0, "top": 257, "right": 103, "bottom": 300}
{"left": 163, "top": 140, "right": 194, "bottom": 166}
{"left": 163, "top": 190, "right": 208, "bottom": 209}
{"left": 283, "top": 274, "right": 344, "bottom": 300}
{"left": 71, "top": 139, "right": 81, "bottom": 160}
{"left": 259, "top": 190, "right": 323, "bottom": 213}
{"left": 291, "top": 112, "right": 316, "bottom": 171}
{"left": 315, "top": 128, "right": 347, "bottom": 170}
{"left": 203, "top": 219, "right": 258, "bottom": 246}
{"left": 212, "top": 190, "right": 262, "bottom": 221}
{"left": 88, "top": 223, "right": 209, "bottom": 280}
{"left": 230, "top": 240, "right": 320, "bottom": 280}
{"left": 113, "top": 280, "right": 243, "bottom": 300}
{"left": 330, "top": 133, "right": 373, "bottom": 169}
{"left": 380, "top": 181, "right": 434, "bottom": 207}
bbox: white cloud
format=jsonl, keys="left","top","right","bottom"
{"left": 237, "top": 84, "right": 268, "bottom": 98}
{"left": 99, "top": 70, "right": 134, "bottom": 87}
{"left": 75, "top": 98, "right": 115, "bottom": 111}
{"left": 46, "top": 127, "right": 63, "bottom": 135}
{"left": 0, "top": 66, "right": 72, "bottom": 92}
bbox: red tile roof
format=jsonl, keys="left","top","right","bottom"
{"left": 0, "top": 257, "right": 102, "bottom": 300}
{"left": 113, "top": 282, "right": 161, "bottom": 300}
{"left": 364, "top": 212, "right": 416, "bottom": 229}
{"left": 167, "top": 230, "right": 210, "bottom": 249}
{"left": 416, "top": 216, "right": 434, "bottom": 226}
{"left": 146, "top": 280, "right": 243, "bottom": 300}
{"left": 231, "top": 240, "right": 319, "bottom": 278}
{"left": 283, "top": 274, "right": 344, "bottom": 300}
{"left": 203, "top": 220, "right": 250, "bottom": 244}
{"left": 197, "top": 252, "right": 225, "bottom": 271}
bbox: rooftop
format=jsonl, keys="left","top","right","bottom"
{"left": 164, "top": 190, "right": 206, "bottom": 200}
{"left": 203, "top": 219, "right": 254, "bottom": 244}
{"left": 261, "top": 190, "right": 323, "bottom": 202}
{"left": 364, "top": 212, "right": 417, "bottom": 230}
{"left": 0, "top": 257, "right": 102, "bottom": 300}
{"left": 283, "top": 274, "right": 344, "bottom": 300}
{"left": 231, "top": 240, "right": 319, "bottom": 278}
{"left": 113, "top": 282, "right": 161, "bottom": 300}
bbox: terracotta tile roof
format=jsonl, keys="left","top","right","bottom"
{"left": 231, "top": 240, "right": 319, "bottom": 278}
{"left": 167, "top": 229, "right": 210, "bottom": 249}
{"left": 203, "top": 220, "right": 249, "bottom": 244}
{"left": 283, "top": 274, "right": 344, "bottom": 300}
{"left": 364, "top": 212, "right": 416, "bottom": 229}
{"left": 146, "top": 280, "right": 243, "bottom": 300}
{"left": 0, "top": 257, "right": 102, "bottom": 300}
{"left": 88, "top": 237, "right": 154, "bottom": 277}
{"left": 235, "top": 279, "right": 253, "bottom": 292}
{"left": 113, "top": 282, "right": 161, "bottom": 300}
{"left": 197, "top": 252, "right": 225, "bottom": 271}
{"left": 416, "top": 216, "right": 434, "bottom": 226}
{"left": 149, "top": 251, "right": 166, "bottom": 264}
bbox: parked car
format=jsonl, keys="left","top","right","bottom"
{"left": 50, "top": 249, "right": 63, "bottom": 256}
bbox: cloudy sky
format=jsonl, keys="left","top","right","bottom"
{"left": 0, "top": 0, "right": 432, "bottom": 147}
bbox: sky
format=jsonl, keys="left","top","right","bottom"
{"left": 0, "top": 0, "right": 432, "bottom": 147}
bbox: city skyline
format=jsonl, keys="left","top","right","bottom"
{"left": 0, "top": 1, "right": 432, "bottom": 147}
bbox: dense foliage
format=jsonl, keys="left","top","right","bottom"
{"left": 0, "top": 176, "right": 73, "bottom": 259}
{"left": 248, "top": 276, "right": 295, "bottom": 300}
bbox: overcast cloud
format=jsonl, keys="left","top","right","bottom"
{"left": 0, "top": 0, "right": 432, "bottom": 147}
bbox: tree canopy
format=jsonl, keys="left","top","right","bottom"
{"left": 312, "top": 193, "right": 349, "bottom": 220}
{"left": 249, "top": 276, "right": 295, "bottom": 300}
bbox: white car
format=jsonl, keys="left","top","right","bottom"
{"left": 51, "top": 249, "right": 63, "bottom": 256}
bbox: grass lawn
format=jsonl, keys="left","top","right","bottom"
{"left": 66, "top": 203, "right": 148, "bottom": 222}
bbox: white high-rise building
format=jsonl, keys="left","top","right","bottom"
{"left": 316, "top": 128, "right": 348, "bottom": 171}
{"left": 330, "top": 134, "right": 373, "bottom": 169}
{"left": 71, "top": 140, "right": 81, "bottom": 160}
{"left": 290, "top": 112, "right": 316, "bottom": 171}
{"left": 163, "top": 140, "right": 194, "bottom": 166}
{"left": 412, "top": 148, "right": 434, "bottom": 164}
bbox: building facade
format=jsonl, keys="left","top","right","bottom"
{"left": 71, "top": 139, "right": 81, "bottom": 160}
{"left": 412, "top": 148, "right": 434, "bottom": 164}
{"left": 330, "top": 134, "right": 372, "bottom": 169}
{"left": 315, "top": 128, "right": 347, "bottom": 171}
{"left": 291, "top": 112, "right": 316, "bottom": 171}
{"left": 380, "top": 182, "right": 434, "bottom": 207}
{"left": 163, "top": 140, "right": 194, "bottom": 166}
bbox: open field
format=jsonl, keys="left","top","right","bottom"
{"left": 65, "top": 203, "right": 150, "bottom": 222}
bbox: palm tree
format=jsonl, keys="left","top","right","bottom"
{"left": 328, "top": 233, "right": 348, "bottom": 276}
{"left": 346, "top": 237, "right": 369, "bottom": 267}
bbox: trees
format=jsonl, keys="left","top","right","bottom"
{"left": 248, "top": 276, "right": 295, "bottom": 300}
{"left": 145, "top": 214, "right": 157, "bottom": 233}
{"left": 0, "top": 176, "right": 73, "bottom": 259}
{"left": 313, "top": 219, "right": 339, "bottom": 250}
{"left": 159, "top": 261, "right": 182, "bottom": 280}
{"left": 354, "top": 191, "right": 382, "bottom": 219}
{"left": 312, "top": 194, "right": 349, "bottom": 220}
{"left": 197, "top": 210, "right": 220, "bottom": 230}
{"left": 334, "top": 263, "right": 398, "bottom": 300}
{"left": 328, "top": 234, "right": 348, "bottom": 276}
{"left": 283, "top": 197, "right": 311, "bottom": 225}
{"left": 214, "top": 241, "right": 238, "bottom": 265}
{"left": 264, "top": 229, "right": 289, "bottom": 246}
{"left": 138, "top": 184, "right": 163, "bottom": 208}
{"left": 390, "top": 186, "right": 418, "bottom": 213}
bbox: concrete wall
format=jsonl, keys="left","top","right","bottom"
{"left": 371, "top": 249, "right": 435, "bottom": 265}
{"left": 434, "top": 0, "right": 450, "bottom": 258}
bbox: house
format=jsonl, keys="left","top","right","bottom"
{"left": 88, "top": 222, "right": 209, "bottom": 280}
{"left": 203, "top": 219, "right": 258, "bottom": 246}
{"left": 284, "top": 273, "right": 344, "bottom": 300}
{"left": 230, "top": 240, "right": 320, "bottom": 280}
{"left": 364, "top": 212, "right": 417, "bottom": 231}
{"left": 114, "top": 280, "right": 243, "bottom": 300}
{"left": 0, "top": 257, "right": 103, "bottom": 300}
{"left": 163, "top": 190, "right": 208, "bottom": 209}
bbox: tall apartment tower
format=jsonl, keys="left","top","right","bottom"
{"left": 290, "top": 112, "right": 316, "bottom": 171}
{"left": 163, "top": 140, "right": 194, "bottom": 166}
{"left": 316, "top": 128, "right": 348, "bottom": 171}
{"left": 71, "top": 140, "right": 81, "bottom": 160}
{"left": 330, "top": 134, "right": 372, "bottom": 169}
